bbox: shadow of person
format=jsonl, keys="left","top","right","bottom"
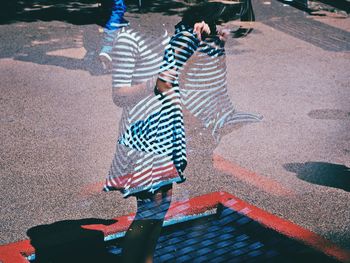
{"left": 27, "top": 218, "right": 119, "bottom": 263}
{"left": 10, "top": 23, "right": 106, "bottom": 76}
{"left": 284, "top": 162, "right": 350, "bottom": 192}
{"left": 0, "top": 0, "right": 106, "bottom": 26}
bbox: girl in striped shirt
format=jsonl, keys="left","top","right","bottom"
{"left": 104, "top": 2, "right": 259, "bottom": 262}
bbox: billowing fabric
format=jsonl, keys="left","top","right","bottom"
{"left": 104, "top": 22, "right": 261, "bottom": 197}
{"left": 159, "top": 22, "right": 200, "bottom": 85}
{"left": 179, "top": 27, "right": 262, "bottom": 143}
{"left": 104, "top": 25, "right": 199, "bottom": 197}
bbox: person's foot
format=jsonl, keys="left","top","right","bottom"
{"left": 110, "top": 18, "right": 129, "bottom": 28}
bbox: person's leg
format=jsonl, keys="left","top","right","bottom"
{"left": 121, "top": 185, "right": 172, "bottom": 263}
{"left": 106, "top": 0, "right": 128, "bottom": 30}
{"left": 99, "top": 0, "right": 128, "bottom": 67}
{"left": 121, "top": 219, "right": 163, "bottom": 263}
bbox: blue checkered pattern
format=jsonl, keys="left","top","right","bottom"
{"left": 105, "top": 205, "right": 338, "bottom": 262}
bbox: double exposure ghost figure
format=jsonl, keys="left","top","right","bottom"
{"left": 102, "top": 2, "right": 261, "bottom": 262}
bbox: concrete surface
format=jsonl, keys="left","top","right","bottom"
{"left": 0, "top": 0, "right": 349, "bottom": 255}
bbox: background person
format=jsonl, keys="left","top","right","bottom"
{"left": 99, "top": 0, "right": 129, "bottom": 67}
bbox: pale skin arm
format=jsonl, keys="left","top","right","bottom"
{"left": 112, "top": 76, "right": 157, "bottom": 107}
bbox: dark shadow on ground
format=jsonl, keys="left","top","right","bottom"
{"left": 276, "top": 0, "right": 350, "bottom": 14}
{"left": 0, "top": 0, "right": 111, "bottom": 75}
{"left": 1, "top": 0, "right": 109, "bottom": 26}
{"left": 0, "top": 0, "right": 181, "bottom": 26}
{"left": 27, "top": 218, "right": 119, "bottom": 263}
{"left": 0, "top": 0, "right": 240, "bottom": 25}
{"left": 284, "top": 162, "right": 350, "bottom": 192}
{"left": 253, "top": 0, "right": 350, "bottom": 52}
{"left": 0, "top": 21, "right": 107, "bottom": 75}
{"left": 0, "top": 0, "right": 247, "bottom": 76}
{"left": 316, "top": 0, "right": 350, "bottom": 13}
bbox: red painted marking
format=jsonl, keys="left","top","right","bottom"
{"left": 213, "top": 154, "right": 295, "bottom": 196}
{"left": 1, "top": 192, "right": 349, "bottom": 263}
{"left": 0, "top": 240, "right": 33, "bottom": 263}
{"left": 79, "top": 181, "right": 105, "bottom": 197}
{"left": 82, "top": 214, "right": 134, "bottom": 237}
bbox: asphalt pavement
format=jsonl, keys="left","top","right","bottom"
{"left": 0, "top": 0, "right": 349, "bottom": 256}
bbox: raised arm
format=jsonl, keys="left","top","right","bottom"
{"left": 156, "top": 21, "right": 211, "bottom": 93}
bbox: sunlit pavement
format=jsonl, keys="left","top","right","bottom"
{"left": 0, "top": 0, "right": 349, "bottom": 261}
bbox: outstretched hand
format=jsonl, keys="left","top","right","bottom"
{"left": 194, "top": 21, "right": 211, "bottom": 41}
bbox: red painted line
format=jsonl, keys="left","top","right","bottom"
{"left": 0, "top": 239, "right": 33, "bottom": 263}
{"left": 1, "top": 192, "right": 349, "bottom": 262}
{"left": 213, "top": 154, "right": 295, "bottom": 197}
{"left": 78, "top": 181, "right": 105, "bottom": 197}
{"left": 82, "top": 214, "right": 134, "bottom": 237}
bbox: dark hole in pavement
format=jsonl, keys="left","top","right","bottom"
{"left": 27, "top": 206, "right": 339, "bottom": 262}
{"left": 284, "top": 162, "right": 350, "bottom": 192}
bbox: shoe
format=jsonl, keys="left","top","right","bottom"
{"left": 110, "top": 19, "right": 129, "bottom": 28}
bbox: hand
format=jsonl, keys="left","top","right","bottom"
{"left": 194, "top": 21, "right": 211, "bottom": 41}
{"left": 112, "top": 76, "right": 157, "bottom": 107}
{"left": 217, "top": 27, "right": 230, "bottom": 43}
